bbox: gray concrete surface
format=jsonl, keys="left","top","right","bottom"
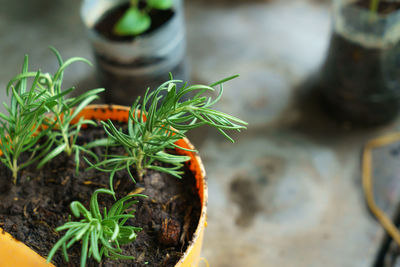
{"left": 1, "top": 0, "right": 399, "bottom": 266}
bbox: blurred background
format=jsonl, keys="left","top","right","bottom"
{"left": 2, "top": 0, "right": 400, "bottom": 266}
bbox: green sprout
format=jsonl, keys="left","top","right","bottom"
{"left": 114, "top": 0, "right": 173, "bottom": 36}
{"left": 88, "top": 75, "right": 247, "bottom": 189}
{"left": 47, "top": 188, "right": 146, "bottom": 267}
{"left": 0, "top": 55, "right": 62, "bottom": 183}
{"left": 34, "top": 48, "right": 104, "bottom": 172}
{"left": 0, "top": 48, "right": 104, "bottom": 182}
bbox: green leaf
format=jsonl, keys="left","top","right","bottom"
{"left": 46, "top": 228, "right": 80, "bottom": 263}
{"left": 148, "top": 165, "right": 184, "bottom": 178}
{"left": 84, "top": 138, "right": 112, "bottom": 149}
{"left": 113, "top": 7, "right": 151, "bottom": 36}
{"left": 37, "top": 143, "right": 66, "bottom": 169}
{"left": 53, "top": 57, "right": 92, "bottom": 83}
{"left": 67, "top": 88, "right": 104, "bottom": 108}
{"left": 70, "top": 93, "right": 100, "bottom": 121}
{"left": 56, "top": 222, "right": 86, "bottom": 231}
{"left": 80, "top": 233, "right": 90, "bottom": 267}
{"left": 90, "top": 230, "right": 101, "bottom": 262}
{"left": 107, "top": 249, "right": 135, "bottom": 260}
{"left": 148, "top": 0, "right": 173, "bottom": 10}
{"left": 90, "top": 189, "right": 114, "bottom": 220}
{"left": 70, "top": 201, "right": 92, "bottom": 219}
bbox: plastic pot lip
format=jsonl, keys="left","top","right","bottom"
{"left": 0, "top": 104, "right": 207, "bottom": 267}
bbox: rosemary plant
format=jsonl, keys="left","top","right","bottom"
{"left": 47, "top": 188, "right": 146, "bottom": 267}
{"left": 0, "top": 48, "right": 104, "bottom": 182}
{"left": 0, "top": 55, "right": 60, "bottom": 183}
{"left": 35, "top": 48, "right": 104, "bottom": 172}
{"left": 114, "top": 0, "right": 173, "bottom": 36}
{"left": 88, "top": 75, "right": 247, "bottom": 188}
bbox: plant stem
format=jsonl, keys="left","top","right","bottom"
{"left": 12, "top": 158, "right": 18, "bottom": 184}
{"left": 63, "top": 132, "right": 72, "bottom": 156}
{"left": 130, "top": 0, "right": 138, "bottom": 7}
{"left": 135, "top": 131, "right": 151, "bottom": 179}
{"left": 370, "top": 0, "right": 379, "bottom": 13}
{"left": 136, "top": 149, "right": 145, "bottom": 180}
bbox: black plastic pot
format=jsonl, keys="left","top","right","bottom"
{"left": 319, "top": 0, "right": 400, "bottom": 125}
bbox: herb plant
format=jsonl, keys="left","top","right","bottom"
{"left": 0, "top": 56, "right": 60, "bottom": 183}
{"left": 0, "top": 48, "right": 104, "bottom": 182}
{"left": 114, "top": 0, "right": 173, "bottom": 36}
{"left": 88, "top": 75, "right": 247, "bottom": 189}
{"left": 34, "top": 48, "right": 104, "bottom": 172}
{"left": 47, "top": 188, "right": 146, "bottom": 267}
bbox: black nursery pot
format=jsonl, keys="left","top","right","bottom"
{"left": 80, "top": 0, "right": 189, "bottom": 105}
{"left": 319, "top": 0, "right": 400, "bottom": 125}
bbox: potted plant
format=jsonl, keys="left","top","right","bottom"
{"left": 0, "top": 50, "right": 247, "bottom": 266}
{"left": 319, "top": 0, "right": 400, "bottom": 125}
{"left": 80, "top": 0, "right": 188, "bottom": 105}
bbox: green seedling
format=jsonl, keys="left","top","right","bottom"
{"left": 47, "top": 188, "right": 146, "bottom": 267}
{"left": 1, "top": 55, "right": 62, "bottom": 183}
{"left": 35, "top": 48, "right": 104, "bottom": 173}
{"left": 87, "top": 75, "right": 248, "bottom": 190}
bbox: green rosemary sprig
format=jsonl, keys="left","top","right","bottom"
{"left": 0, "top": 49, "right": 104, "bottom": 182}
{"left": 35, "top": 48, "right": 104, "bottom": 172}
{"left": 114, "top": 0, "right": 173, "bottom": 36}
{"left": 0, "top": 55, "right": 58, "bottom": 183}
{"left": 47, "top": 188, "right": 146, "bottom": 267}
{"left": 88, "top": 75, "right": 247, "bottom": 188}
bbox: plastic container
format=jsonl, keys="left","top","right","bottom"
{"left": 80, "top": 0, "right": 189, "bottom": 105}
{"left": 0, "top": 104, "right": 207, "bottom": 267}
{"left": 320, "top": 0, "right": 400, "bottom": 125}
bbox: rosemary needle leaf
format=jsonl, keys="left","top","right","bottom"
{"left": 37, "top": 143, "right": 66, "bottom": 169}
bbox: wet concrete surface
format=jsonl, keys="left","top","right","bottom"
{"left": 1, "top": 0, "right": 400, "bottom": 266}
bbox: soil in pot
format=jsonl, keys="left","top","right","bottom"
{"left": 0, "top": 122, "right": 201, "bottom": 267}
{"left": 319, "top": 0, "right": 400, "bottom": 125}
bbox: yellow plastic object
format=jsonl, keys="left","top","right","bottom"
{"left": 0, "top": 105, "right": 208, "bottom": 267}
{"left": 0, "top": 229, "right": 55, "bottom": 267}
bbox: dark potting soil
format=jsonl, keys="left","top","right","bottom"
{"left": 0, "top": 122, "right": 201, "bottom": 267}
{"left": 319, "top": 30, "right": 400, "bottom": 125}
{"left": 94, "top": 2, "right": 174, "bottom": 42}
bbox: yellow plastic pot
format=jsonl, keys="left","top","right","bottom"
{"left": 0, "top": 104, "right": 207, "bottom": 267}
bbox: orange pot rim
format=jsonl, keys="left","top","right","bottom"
{"left": 0, "top": 104, "right": 208, "bottom": 267}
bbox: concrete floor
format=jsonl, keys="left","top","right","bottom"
{"left": 1, "top": 0, "right": 400, "bottom": 266}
